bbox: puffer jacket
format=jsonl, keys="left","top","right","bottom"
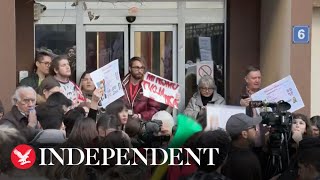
{"left": 184, "top": 91, "right": 225, "bottom": 119}
{"left": 122, "top": 74, "right": 160, "bottom": 121}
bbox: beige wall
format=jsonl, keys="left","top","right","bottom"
{"left": 260, "top": 0, "right": 312, "bottom": 116}
{"left": 227, "top": 0, "right": 261, "bottom": 105}
{"left": 0, "top": 0, "right": 16, "bottom": 112}
{"left": 260, "top": 0, "right": 291, "bottom": 86}
{"left": 311, "top": 8, "right": 320, "bottom": 116}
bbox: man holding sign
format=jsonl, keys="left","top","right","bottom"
{"left": 122, "top": 57, "right": 160, "bottom": 121}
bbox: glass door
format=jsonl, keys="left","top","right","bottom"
{"left": 85, "top": 25, "right": 129, "bottom": 79}
{"left": 130, "top": 25, "right": 177, "bottom": 82}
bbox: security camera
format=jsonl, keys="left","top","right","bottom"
{"left": 34, "top": 2, "right": 47, "bottom": 21}
{"left": 126, "top": 16, "right": 136, "bottom": 23}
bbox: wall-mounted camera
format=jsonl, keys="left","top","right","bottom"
{"left": 34, "top": 2, "right": 47, "bottom": 21}
{"left": 126, "top": 16, "right": 136, "bottom": 23}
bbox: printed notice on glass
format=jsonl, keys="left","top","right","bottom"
{"left": 141, "top": 72, "right": 180, "bottom": 109}
{"left": 90, "top": 59, "right": 124, "bottom": 107}
{"left": 251, "top": 75, "right": 304, "bottom": 112}
{"left": 199, "top": 37, "right": 213, "bottom": 61}
{"left": 206, "top": 105, "right": 246, "bottom": 131}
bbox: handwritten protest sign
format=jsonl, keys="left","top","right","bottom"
{"left": 90, "top": 59, "right": 124, "bottom": 107}
{"left": 205, "top": 104, "right": 246, "bottom": 131}
{"left": 141, "top": 72, "right": 180, "bottom": 109}
{"left": 251, "top": 75, "right": 304, "bottom": 112}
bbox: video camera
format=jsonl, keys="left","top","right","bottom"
{"left": 250, "top": 100, "right": 292, "bottom": 127}
{"left": 131, "top": 120, "right": 170, "bottom": 148}
{"left": 250, "top": 100, "right": 293, "bottom": 178}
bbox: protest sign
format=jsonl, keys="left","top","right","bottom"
{"left": 90, "top": 59, "right": 124, "bottom": 107}
{"left": 205, "top": 104, "right": 246, "bottom": 131}
{"left": 141, "top": 72, "right": 180, "bottom": 109}
{"left": 251, "top": 75, "right": 304, "bottom": 112}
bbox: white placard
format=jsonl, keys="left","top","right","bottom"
{"left": 141, "top": 72, "right": 180, "bottom": 109}
{"left": 206, "top": 104, "right": 246, "bottom": 131}
{"left": 90, "top": 59, "right": 124, "bottom": 107}
{"left": 251, "top": 75, "right": 304, "bottom": 112}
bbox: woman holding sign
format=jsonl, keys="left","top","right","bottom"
{"left": 184, "top": 75, "right": 225, "bottom": 120}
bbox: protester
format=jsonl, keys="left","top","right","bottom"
{"left": 239, "top": 66, "right": 262, "bottom": 116}
{"left": 79, "top": 70, "right": 95, "bottom": 101}
{"left": 37, "top": 75, "right": 61, "bottom": 104}
{"left": 105, "top": 99, "right": 129, "bottom": 130}
{"left": 30, "top": 104, "right": 66, "bottom": 147}
{"left": 297, "top": 137, "right": 320, "bottom": 180}
{"left": 63, "top": 107, "right": 86, "bottom": 137}
{"left": 270, "top": 113, "right": 312, "bottom": 180}
{"left": 49, "top": 55, "right": 85, "bottom": 106}
{"left": 0, "top": 86, "right": 40, "bottom": 141}
{"left": 184, "top": 75, "right": 225, "bottom": 120}
{"left": 183, "top": 130, "right": 231, "bottom": 180}
{"left": 122, "top": 56, "right": 160, "bottom": 121}
{"left": 96, "top": 114, "right": 119, "bottom": 137}
{"left": 20, "top": 51, "right": 53, "bottom": 90}
{"left": 66, "top": 117, "right": 98, "bottom": 148}
{"left": 310, "top": 115, "right": 320, "bottom": 137}
{"left": 222, "top": 113, "right": 262, "bottom": 180}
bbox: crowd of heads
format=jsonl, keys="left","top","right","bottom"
{"left": 0, "top": 57, "right": 320, "bottom": 180}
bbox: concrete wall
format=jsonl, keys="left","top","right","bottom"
{"left": 311, "top": 8, "right": 320, "bottom": 116}
{"left": 260, "top": 0, "right": 291, "bottom": 86}
{"left": 0, "top": 0, "right": 16, "bottom": 112}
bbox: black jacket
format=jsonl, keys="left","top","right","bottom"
{"left": 19, "top": 72, "right": 39, "bottom": 90}
{"left": 0, "top": 106, "right": 40, "bottom": 141}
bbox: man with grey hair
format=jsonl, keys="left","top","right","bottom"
{"left": 0, "top": 86, "right": 39, "bottom": 141}
{"left": 184, "top": 75, "right": 225, "bottom": 119}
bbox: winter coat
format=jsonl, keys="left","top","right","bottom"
{"left": 122, "top": 74, "right": 160, "bottom": 121}
{"left": 0, "top": 106, "right": 40, "bottom": 141}
{"left": 184, "top": 91, "right": 225, "bottom": 120}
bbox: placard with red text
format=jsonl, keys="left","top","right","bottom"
{"left": 141, "top": 72, "right": 180, "bottom": 109}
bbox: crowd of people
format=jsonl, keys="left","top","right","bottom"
{"left": 0, "top": 52, "right": 319, "bottom": 180}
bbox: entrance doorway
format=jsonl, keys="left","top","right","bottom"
{"left": 84, "top": 25, "right": 177, "bottom": 82}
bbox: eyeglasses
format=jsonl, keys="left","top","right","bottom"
{"left": 39, "top": 61, "right": 51, "bottom": 67}
{"left": 199, "top": 87, "right": 214, "bottom": 91}
{"left": 131, "top": 66, "right": 145, "bottom": 71}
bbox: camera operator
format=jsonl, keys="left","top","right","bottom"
{"left": 125, "top": 111, "right": 174, "bottom": 149}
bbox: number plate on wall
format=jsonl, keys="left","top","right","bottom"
{"left": 292, "top": 25, "right": 310, "bottom": 44}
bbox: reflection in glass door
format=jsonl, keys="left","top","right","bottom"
{"left": 85, "top": 26, "right": 128, "bottom": 79}
{"left": 131, "top": 25, "right": 177, "bottom": 82}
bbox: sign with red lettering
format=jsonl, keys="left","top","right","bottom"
{"left": 141, "top": 72, "right": 180, "bottom": 109}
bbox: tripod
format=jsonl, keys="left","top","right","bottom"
{"left": 264, "top": 131, "right": 291, "bottom": 179}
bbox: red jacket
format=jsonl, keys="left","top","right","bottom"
{"left": 122, "top": 74, "right": 160, "bottom": 121}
